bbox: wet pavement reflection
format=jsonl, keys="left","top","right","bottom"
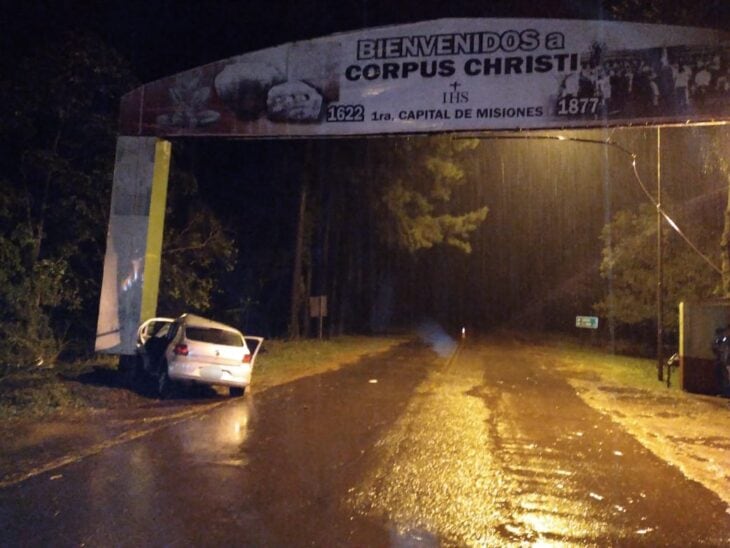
{"left": 1, "top": 338, "right": 729, "bottom": 546}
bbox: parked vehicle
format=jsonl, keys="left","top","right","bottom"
{"left": 132, "top": 314, "right": 264, "bottom": 398}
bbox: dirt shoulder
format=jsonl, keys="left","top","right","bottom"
{"left": 527, "top": 342, "right": 730, "bottom": 507}
{"left": 0, "top": 336, "right": 406, "bottom": 487}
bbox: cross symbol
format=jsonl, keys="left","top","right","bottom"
{"left": 449, "top": 81, "right": 462, "bottom": 91}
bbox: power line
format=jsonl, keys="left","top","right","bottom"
{"left": 456, "top": 132, "right": 723, "bottom": 275}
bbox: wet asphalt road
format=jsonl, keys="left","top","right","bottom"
{"left": 2, "top": 337, "right": 730, "bottom": 546}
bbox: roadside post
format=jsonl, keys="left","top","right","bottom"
{"left": 310, "top": 295, "right": 328, "bottom": 340}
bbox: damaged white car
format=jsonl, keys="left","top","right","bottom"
{"left": 132, "top": 314, "right": 264, "bottom": 398}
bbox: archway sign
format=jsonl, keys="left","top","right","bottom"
{"left": 96, "top": 18, "right": 730, "bottom": 354}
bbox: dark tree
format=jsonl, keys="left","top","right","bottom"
{"left": 0, "top": 32, "right": 135, "bottom": 363}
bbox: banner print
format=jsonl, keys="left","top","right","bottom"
{"left": 119, "top": 18, "right": 730, "bottom": 137}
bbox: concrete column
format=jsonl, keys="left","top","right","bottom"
{"left": 95, "top": 137, "right": 171, "bottom": 355}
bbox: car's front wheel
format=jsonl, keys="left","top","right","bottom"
{"left": 229, "top": 386, "right": 245, "bottom": 398}
{"left": 127, "top": 355, "right": 146, "bottom": 389}
{"left": 120, "top": 355, "right": 135, "bottom": 389}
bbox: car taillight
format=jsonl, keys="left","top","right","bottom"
{"left": 174, "top": 344, "right": 189, "bottom": 356}
{"left": 242, "top": 353, "right": 252, "bottom": 364}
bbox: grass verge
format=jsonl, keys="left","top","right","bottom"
{"left": 532, "top": 336, "right": 676, "bottom": 392}
{"left": 0, "top": 366, "right": 92, "bottom": 419}
{"left": 253, "top": 335, "right": 406, "bottom": 390}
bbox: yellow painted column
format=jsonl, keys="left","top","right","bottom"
{"left": 140, "top": 139, "right": 171, "bottom": 323}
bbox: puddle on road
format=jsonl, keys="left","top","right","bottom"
{"left": 174, "top": 398, "right": 253, "bottom": 459}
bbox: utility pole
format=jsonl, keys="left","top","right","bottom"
{"left": 657, "top": 127, "right": 664, "bottom": 381}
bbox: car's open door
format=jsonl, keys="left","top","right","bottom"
{"left": 244, "top": 336, "right": 265, "bottom": 366}
{"left": 137, "top": 317, "right": 175, "bottom": 345}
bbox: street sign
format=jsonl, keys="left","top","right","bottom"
{"left": 310, "top": 295, "right": 328, "bottom": 339}
{"left": 576, "top": 315, "right": 599, "bottom": 329}
{"left": 310, "top": 296, "right": 328, "bottom": 318}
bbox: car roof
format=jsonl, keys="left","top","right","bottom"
{"left": 179, "top": 313, "right": 242, "bottom": 334}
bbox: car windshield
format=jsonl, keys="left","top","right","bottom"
{"left": 184, "top": 326, "right": 243, "bottom": 346}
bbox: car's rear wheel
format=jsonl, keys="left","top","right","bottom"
{"left": 158, "top": 362, "right": 174, "bottom": 399}
{"left": 229, "top": 386, "right": 245, "bottom": 398}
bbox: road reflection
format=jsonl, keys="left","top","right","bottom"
{"left": 76, "top": 397, "right": 255, "bottom": 544}
{"left": 171, "top": 396, "right": 254, "bottom": 465}
{"left": 348, "top": 349, "right": 513, "bottom": 545}
{"left": 347, "top": 344, "right": 613, "bottom": 545}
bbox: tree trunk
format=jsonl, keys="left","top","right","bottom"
{"left": 288, "top": 177, "right": 308, "bottom": 339}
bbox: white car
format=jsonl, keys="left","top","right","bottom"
{"left": 134, "top": 314, "right": 264, "bottom": 398}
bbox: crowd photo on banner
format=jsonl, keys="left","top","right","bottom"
{"left": 556, "top": 44, "right": 730, "bottom": 119}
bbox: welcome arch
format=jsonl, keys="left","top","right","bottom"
{"left": 95, "top": 18, "right": 730, "bottom": 355}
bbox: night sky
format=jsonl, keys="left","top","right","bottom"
{"left": 5, "top": 2, "right": 607, "bottom": 80}
{"left": 7, "top": 1, "right": 730, "bottom": 82}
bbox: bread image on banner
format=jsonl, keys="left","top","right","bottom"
{"left": 214, "top": 61, "right": 285, "bottom": 120}
{"left": 266, "top": 81, "right": 323, "bottom": 122}
{"left": 213, "top": 41, "right": 340, "bottom": 124}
